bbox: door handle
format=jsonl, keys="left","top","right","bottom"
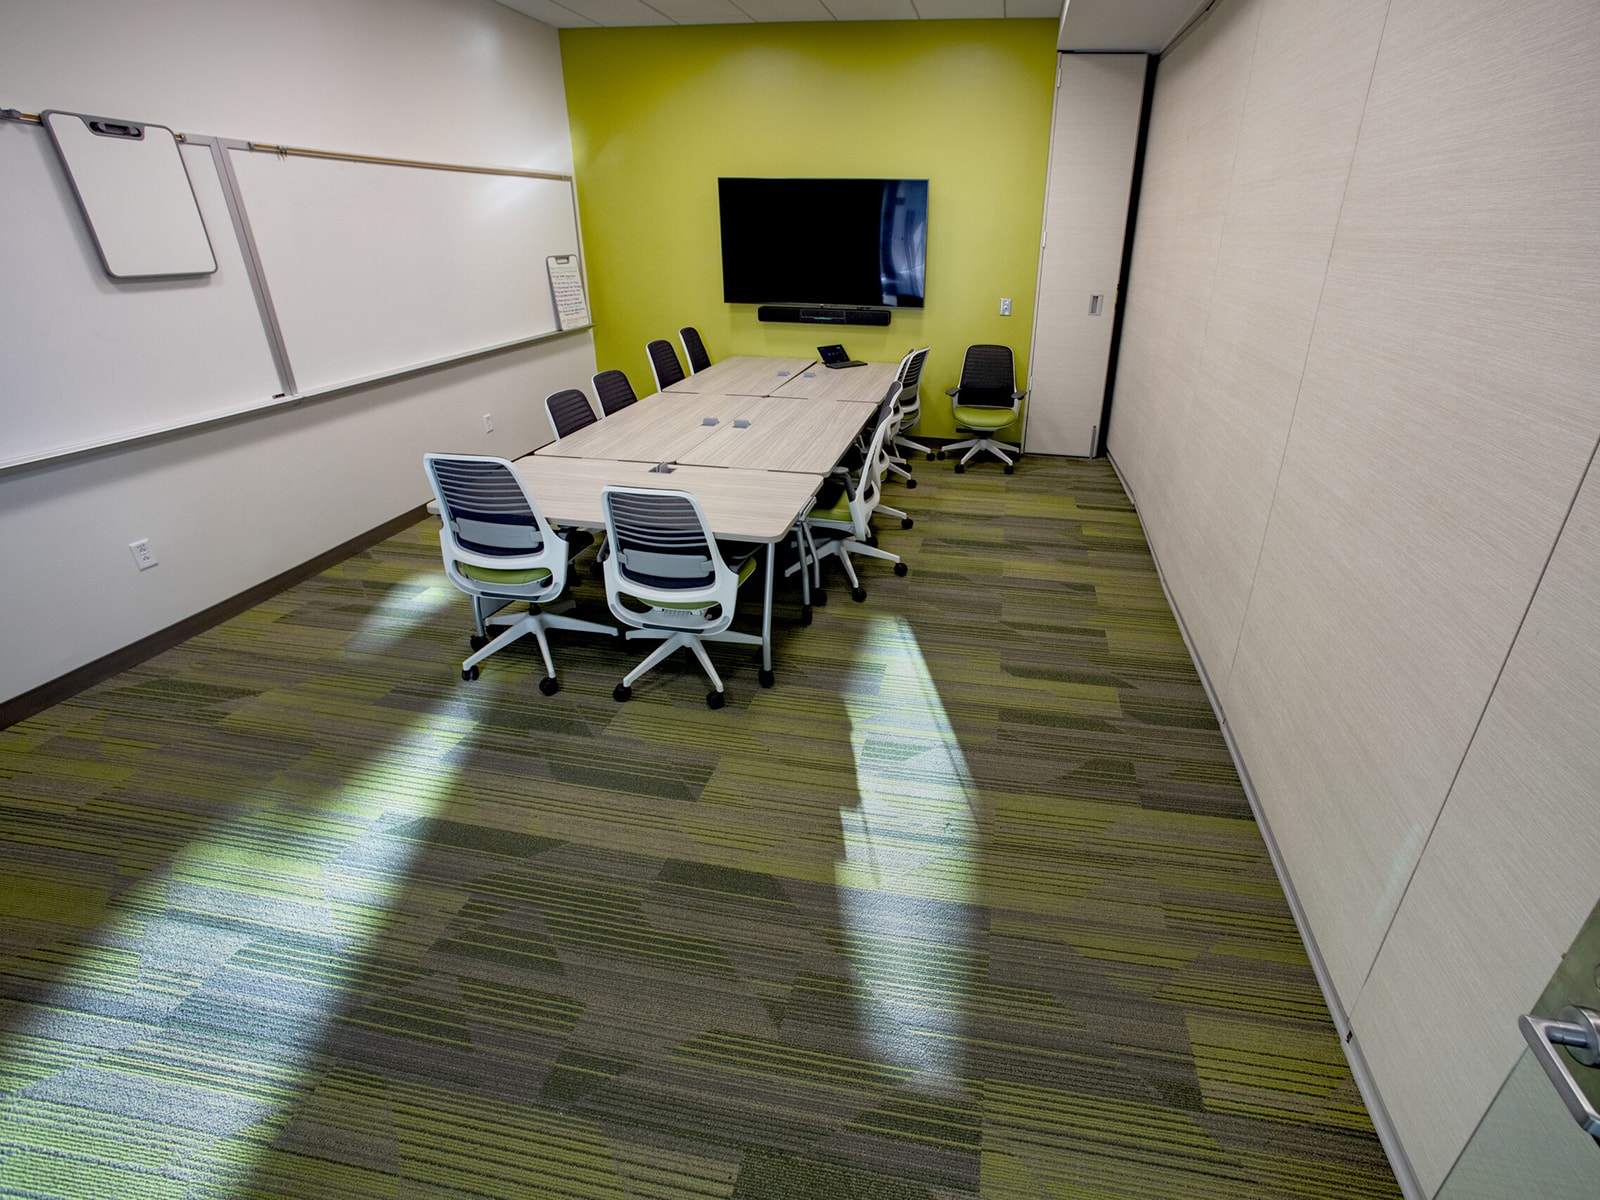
{"left": 1519, "top": 1005, "right": 1600, "bottom": 1139}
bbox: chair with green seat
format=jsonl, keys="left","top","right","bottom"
{"left": 795, "top": 387, "right": 910, "bottom": 603}
{"left": 424, "top": 454, "right": 615, "bottom": 694}
{"left": 600, "top": 486, "right": 763, "bottom": 709}
{"left": 943, "top": 343, "right": 1026, "bottom": 474}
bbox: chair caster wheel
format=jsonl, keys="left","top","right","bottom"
{"left": 801, "top": 605, "right": 813, "bottom": 625}
{"left": 1004, "top": 464, "right": 1015, "bottom": 475}
{"left": 539, "top": 675, "right": 559, "bottom": 696}
{"left": 851, "top": 587, "right": 867, "bottom": 603}
{"left": 901, "top": 517, "right": 913, "bottom": 530}
{"left": 954, "top": 462, "right": 965, "bottom": 474}
{"left": 865, "top": 533, "right": 878, "bottom": 547}
{"left": 613, "top": 684, "right": 632, "bottom": 702}
{"left": 469, "top": 634, "right": 489, "bottom": 651}
{"left": 462, "top": 665, "right": 479, "bottom": 681}
{"left": 906, "top": 478, "right": 918, "bottom": 489}
{"left": 934, "top": 451, "right": 945, "bottom": 461}
{"left": 814, "top": 590, "right": 827, "bottom": 607}
{"left": 894, "top": 562, "right": 909, "bottom": 577}
{"left": 758, "top": 669, "right": 775, "bottom": 688}
{"left": 706, "top": 690, "right": 726, "bottom": 710}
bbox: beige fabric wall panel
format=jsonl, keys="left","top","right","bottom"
{"left": 1026, "top": 54, "right": 1146, "bottom": 458}
{"left": 1352, "top": 456, "right": 1600, "bottom": 1194}
{"left": 1225, "top": 0, "right": 1600, "bottom": 1009}
{"left": 1156, "top": 0, "right": 1387, "bottom": 694}
{"left": 1105, "top": 0, "right": 1261, "bottom": 542}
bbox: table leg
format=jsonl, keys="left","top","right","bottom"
{"left": 760, "top": 542, "right": 776, "bottom": 685}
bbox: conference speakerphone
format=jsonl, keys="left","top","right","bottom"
{"left": 757, "top": 305, "right": 891, "bottom": 327}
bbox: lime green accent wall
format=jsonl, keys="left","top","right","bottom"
{"left": 560, "top": 21, "right": 1058, "bottom": 439}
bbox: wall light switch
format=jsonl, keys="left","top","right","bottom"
{"left": 1000, "top": 298, "right": 1012, "bottom": 316}
{"left": 483, "top": 413, "right": 494, "bottom": 433}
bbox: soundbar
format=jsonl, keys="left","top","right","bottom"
{"left": 757, "top": 305, "right": 891, "bottom": 327}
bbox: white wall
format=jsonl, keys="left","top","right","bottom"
{"left": 0, "top": 0, "right": 592, "bottom": 704}
{"left": 1110, "top": 0, "right": 1600, "bottom": 1193}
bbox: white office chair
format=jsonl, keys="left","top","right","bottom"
{"left": 792, "top": 387, "right": 910, "bottom": 603}
{"left": 600, "top": 486, "right": 762, "bottom": 709}
{"left": 887, "top": 345, "right": 931, "bottom": 485}
{"left": 424, "top": 454, "right": 615, "bottom": 694}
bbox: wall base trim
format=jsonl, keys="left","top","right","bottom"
{"left": 1106, "top": 448, "right": 1427, "bottom": 1200}
{"left": 0, "top": 504, "right": 429, "bottom": 731}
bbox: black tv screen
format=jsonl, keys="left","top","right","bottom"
{"left": 718, "top": 177, "right": 928, "bottom": 309}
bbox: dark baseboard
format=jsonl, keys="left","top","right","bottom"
{"left": 0, "top": 505, "right": 430, "bottom": 732}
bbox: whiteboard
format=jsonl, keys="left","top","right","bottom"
{"left": 226, "top": 147, "right": 584, "bottom": 395}
{"left": 42, "top": 110, "right": 217, "bottom": 278}
{"left": 0, "top": 120, "right": 282, "bottom": 469}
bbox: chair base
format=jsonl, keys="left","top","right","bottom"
{"left": 803, "top": 527, "right": 905, "bottom": 600}
{"left": 464, "top": 606, "right": 616, "bottom": 682}
{"left": 946, "top": 435, "right": 1020, "bottom": 469}
{"left": 619, "top": 627, "right": 761, "bottom": 696}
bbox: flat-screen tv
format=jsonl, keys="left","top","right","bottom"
{"left": 718, "top": 177, "right": 928, "bottom": 309}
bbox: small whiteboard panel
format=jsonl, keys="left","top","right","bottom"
{"left": 227, "top": 148, "right": 583, "bottom": 394}
{"left": 42, "top": 110, "right": 217, "bottom": 279}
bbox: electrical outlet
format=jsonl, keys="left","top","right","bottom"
{"left": 1000, "top": 297, "right": 1012, "bottom": 316}
{"left": 128, "top": 538, "right": 158, "bottom": 571}
{"left": 483, "top": 413, "right": 494, "bottom": 433}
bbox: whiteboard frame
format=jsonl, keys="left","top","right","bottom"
{"left": 0, "top": 119, "right": 594, "bottom": 475}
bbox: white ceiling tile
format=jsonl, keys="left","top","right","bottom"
{"left": 730, "top": 0, "right": 837, "bottom": 22}
{"left": 914, "top": 0, "right": 1004, "bottom": 18}
{"left": 494, "top": 0, "right": 601, "bottom": 27}
{"left": 649, "top": 0, "right": 756, "bottom": 22}
{"left": 1005, "top": 0, "right": 1061, "bottom": 18}
{"left": 553, "top": 0, "right": 675, "bottom": 26}
{"left": 822, "top": 0, "right": 920, "bottom": 21}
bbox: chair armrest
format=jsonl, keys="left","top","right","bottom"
{"left": 946, "top": 387, "right": 959, "bottom": 397}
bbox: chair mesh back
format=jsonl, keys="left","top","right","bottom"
{"left": 957, "top": 344, "right": 1016, "bottom": 408}
{"left": 646, "top": 339, "right": 686, "bottom": 389}
{"left": 428, "top": 457, "right": 543, "bottom": 557}
{"left": 680, "top": 327, "right": 711, "bottom": 374}
{"left": 593, "top": 370, "right": 638, "bottom": 416}
{"left": 605, "top": 490, "right": 715, "bottom": 590}
{"left": 899, "top": 347, "right": 929, "bottom": 395}
{"left": 546, "top": 388, "right": 597, "bottom": 437}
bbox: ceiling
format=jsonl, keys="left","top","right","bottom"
{"left": 494, "top": 0, "right": 1212, "bottom": 52}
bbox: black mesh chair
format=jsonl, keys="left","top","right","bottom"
{"left": 592, "top": 369, "right": 638, "bottom": 416}
{"left": 943, "top": 344, "right": 1026, "bottom": 473}
{"left": 646, "top": 339, "right": 687, "bottom": 391}
{"left": 544, "top": 388, "right": 598, "bottom": 438}
{"left": 600, "top": 487, "right": 761, "bottom": 709}
{"left": 679, "top": 327, "right": 712, "bottom": 374}
{"left": 423, "top": 454, "right": 615, "bottom": 693}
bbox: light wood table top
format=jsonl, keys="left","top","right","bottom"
{"left": 770, "top": 360, "right": 900, "bottom": 404}
{"left": 512, "top": 455, "right": 822, "bottom": 543}
{"left": 533, "top": 391, "right": 754, "bottom": 463}
{"left": 666, "top": 356, "right": 817, "bottom": 396}
{"left": 676, "top": 397, "right": 872, "bottom": 474}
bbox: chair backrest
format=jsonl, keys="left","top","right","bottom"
{"left": 679, "top": 327, "right": 712, "bottom": 374}
{"left": 424, "top": 453, "right": 564, "bottom": 594}
{"left": 545, "top": 388, "right": 598, "bottom": 438}
{"left": 646, "top": 339, "right": 687, "bottom": 391}
{"left": 600, "top": 487, "right": 738, "bottom": 634}
{"left": 846, "top": 386, "right": 901, "bottom": 536}
{"left": 955, "top": 344, "right": 1018, "bottom": 410}
{"left": 895, "top": 345, "right": 930, "bottom": 420}
{"left": 592, "top": 369, "right": 638, "bottom": 416}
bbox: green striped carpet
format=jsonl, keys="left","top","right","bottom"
{"left": 0, "top": 455, "right": 1400, "bottom": 1199}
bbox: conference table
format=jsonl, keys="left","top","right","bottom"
{"left": 513, "top": 355, "right": 903, "bottom": 682}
